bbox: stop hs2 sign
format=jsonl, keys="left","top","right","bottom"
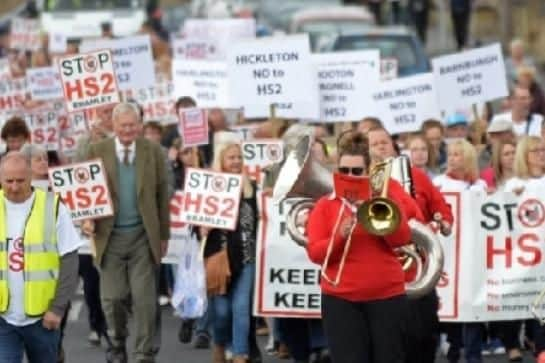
{"left": 58, "top": 49, "right": 120, "bottom": 112}
{"left": 48, "top": 159, "right": 114, "bottom": 221}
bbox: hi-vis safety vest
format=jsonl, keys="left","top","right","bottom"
{"left": 0, "top": 189, "right": 59, "bottom": 316}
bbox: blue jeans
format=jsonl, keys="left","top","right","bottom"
{"left": 0, "top": 317, "right": 60, "bottom": 363}
{"left": 212, "top": 263, "right": 255, "bottom": 356}
{"left": 195, "top": 306, "right": 213, "bottom": 337}
{"left": 445, "top": 322, "right": 482, "bottom": 363}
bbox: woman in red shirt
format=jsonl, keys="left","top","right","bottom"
{"left": 306, "top": 134, "right": 422, "bottom": 363}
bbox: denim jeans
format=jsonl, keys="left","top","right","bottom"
{"left": 195, "top": 305, "right": 213, "bottom": 337}
{"left": 445, "top": 322, "right": 482, "bottom": 363}
{"left": 212, "top": 263, "right": 255, "bottom": 356}
{"left": 0, "top": 317, "right": 60, "bottom": 363}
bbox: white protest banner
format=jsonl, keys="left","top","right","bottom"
{"left": 24, "top": 108, "right": 60, "bottom": 150}
{"left": 80, "top": 35, "right": 155, "bottom": 91}
{"left": 27, "top": 66, "right": 64, "bottom": 101}
{"left": 0, "top": 77, "right": 27, "bottom": 113}
{"left": 182, "top": 18, "right": 256, "bottom": 60}
{"left": 254, "top": 196, "right": 321, "bottom": 317}
{"left": 371, "top": 72, "right": 441, "bottom": 133}
{"left": 227, "top": 34, "right": 319, "bottom": 119}
{"left": 381, "top": 58, "right": 398, "bottom": 81}
{"left": 178, "top": 108, "right": 209, "bottom": 147}
{"left": 58, "top": 49, "right": 120, "bottom": 112}
{"left": 432, "top": 43, "right": 508, "bottom": 112}
{"left": 49, "top": 32, "right": 67, "bottom": 54}
{"left": 172, "top": 60, "right": 230, "bottom": 108}
{"left": 181, "top": 168, "right": 242, "bottom": 230}
{"left": 10, "top": 18, "right": 41, "bottom": 51}
{"left": 313, "top": 50, "right": 380, "bottom": 122}
{"left": 242, "top": 140, "right": 283, "bottom": 185}
{"left": 59, "top": 111, "right": 89, "bottom": 157}
{"left": 122, "top": 82, "right": 176, "bottom": 125}
{"left": 172, "top": 38, "right": 219, "bottom": 60}
{"left": 48, "top": 160, "right": 114, "bottom": 221}
{"left": 231, "top": 124, "right": 258, "bottom": 141}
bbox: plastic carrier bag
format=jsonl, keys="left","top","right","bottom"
{"left": 171, "top": 233, "right": 207, "bottom": 319}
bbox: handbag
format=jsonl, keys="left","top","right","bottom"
{"left": 204, "top": 244, "right": 231, "bottom": 296}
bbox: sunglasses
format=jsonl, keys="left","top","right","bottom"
{"left": 338, "top": 167, "right": 365, "bottom": 176}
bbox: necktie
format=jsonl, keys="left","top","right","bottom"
{"left": 123, "top": 148, "right": 130, "bottom": 165}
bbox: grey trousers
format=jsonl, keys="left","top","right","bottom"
{"left": 100, "top": 226, "right": 157, "bottom": 363}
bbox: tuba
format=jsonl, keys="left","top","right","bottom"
{"left": 273, "top": 136, "right": 444, "bottom": 299}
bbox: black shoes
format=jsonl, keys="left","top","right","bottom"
{"left": 178, "top": 319, "right": 194, "bottom": 343}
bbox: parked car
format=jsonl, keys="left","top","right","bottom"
{"left": 289, "top": 5, "right": 375, "bottom": 51}
{"left": 326, "top": 26, "right": 430, "bottom": 77}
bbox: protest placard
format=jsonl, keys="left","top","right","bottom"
{"left": 371, "top": 72, "right": 441, "bottom": 133}
{"left": 432, "top": 43, "right": 508, "bottom": 112}
{"left": 49, "top": 160, "right": 114, "bottom": 221}
{"left": 26, "top": 66, "right": 64, "bottom": 101}
{"left": 163, "top": 191, "right": 195, "bottom": 264}
{"left": 0, "top": 77, "right": 27, "bottom": 113}
{"left": 122, "top": 82, "right": 176, "bottom": 124}
{"left": 58, "top": 49, "right": 120, "bottom": 112}
{"left": 80, "top": 35, "right": 155, "bottom": 91}
{"left": 254, "top": 196, "right": 321, "bottom": 317}
{"left": 0, "top": 58, "right": 11, "bottom": 80}
{"left": 10, "top": 18, "right": 41, "bottom": 51}
{"left": 178, "top": 108, "right": 209, "bottom": 147}
{"left": 181, "top": 168, "right": 242, "bottom": 230}
{"left": 172, "top": 60, "right": 230, "bottom": 108}
{"left": 313, "top": 50, "right": 379, "bottom": 122}
{"left": 182, "top": 18, "right": 256, "bottom": 60}
{"left": 24, "top": 108, "right": 60, "bottom": 150}
{"left": 59, "top": 111, "right": 89, "bottom": 157}
{"left": 172, "top": 38, "right": 219, "bottom": 60}
{"left": 242, "top": 140, "right": 284, "bottom": 184}
{"left": 227, "top": 34, "right": 319, "bottom": 119}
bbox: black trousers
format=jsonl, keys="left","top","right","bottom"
{"left": 495, "top": 320, "right": 522, "bottom": 350}
{"left": 78, "top": 255, "right": 106, "bottom": 333}
{"left": 406, "top": 290, "right": 439, "bottom": 363}
{"left": 322, "top": 293, "right": 408, "bottom": 363}
{"left": 450, "top": 9, "right": 471, "bottom": 50}
{"left": 277, "top": 318, "right": 311, "bottom": 361}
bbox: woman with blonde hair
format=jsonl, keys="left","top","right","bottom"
{"left": 433, "top": 139, "right": 486, "bottom": 363}
{"left": 480, "top": 140, "right": 516, "bottom": 191}
{"left": 504, "top": 135, "right": 545, "bottom": 193}
{"left": 204, "top": 131, "right": 259, "bottom": 363}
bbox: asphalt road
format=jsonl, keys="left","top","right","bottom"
{"left": 62, "top": 295, "right": 535, "bottom": 363}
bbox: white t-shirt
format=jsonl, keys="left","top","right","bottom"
{"left": 433, "top": 174, "right": 487, "bottom": 192}
{"left": 503, "top": 176, "right": 545, "bottom": 193}
{"left": 2, "top": 192, "right": 84, "bottom": 326}
{"left": 490, "top": 111, "right": 542, "bottom": 137}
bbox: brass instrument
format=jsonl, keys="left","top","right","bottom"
{"left": 273, "top": 136, "right": 444, "bottom": 298}
{"left": 357, "top": 158, "right": 401, "bottom": 236}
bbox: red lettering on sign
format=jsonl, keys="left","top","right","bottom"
{"left": 65, "top": 73, "right": 116, "bottom": 101}
{"left": 220, "top": 198, "right": 235, "bottom": 218}
{"left": 83, "top": 77, "right": 100, "bottom": 97}
{"left": 75, "top": 188, "right": 92, "bottom": 208}
{"left": 203, "top": 195, "right": 219, "bottom": 215}
{"left": 92, "top": 185, "right": 108, "bottom": 205}
{"left": 184, "top": 192, "right": 203, "bottom": 213}
{"left": 486, "top": 233, "right": 542, "bottom": 269}
{"left": 169, "top": 192, "right": 187, "bottom": 228}
{"left": 101, "top": 73, "right": 115, "bottom": 94}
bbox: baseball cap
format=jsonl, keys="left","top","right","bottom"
{"left": 487, "top": 119, "right": 514, "bottom": 133}
{"left": 445, "top": 113, "right": 468, "bottom": 128}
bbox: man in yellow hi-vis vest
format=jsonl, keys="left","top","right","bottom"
{"left": 0, "top": 152, "right": 82, "bottom": 363}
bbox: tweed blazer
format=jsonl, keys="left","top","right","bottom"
{"left": 86, "top": 137, "right": 170, "bottom": 265}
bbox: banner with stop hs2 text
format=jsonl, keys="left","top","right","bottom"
{"left": 181, "top": 168, "right": 242, "bottom": 231}
{"left": 26, "top": 66, "right": 64, "bottom": 101}
{"left": 48, "top": 160, "right": 114, "bottom": 221}
{"left": 24, "top": 108, "right": 60, "bottom": 150}
{"left": 254, "top": 196, "right": 321, "bottom": 318}
{"left": 122, "top": 82, "right": 177, "bottom": 125}
{"left": 256, "top": 189, "right": 545, "bottom": 321}
{"left": 242, "top": 140, "right": 283, "bottom": 185}
{"left": 58, "top": 49, "right": 120, "bottom": 112}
